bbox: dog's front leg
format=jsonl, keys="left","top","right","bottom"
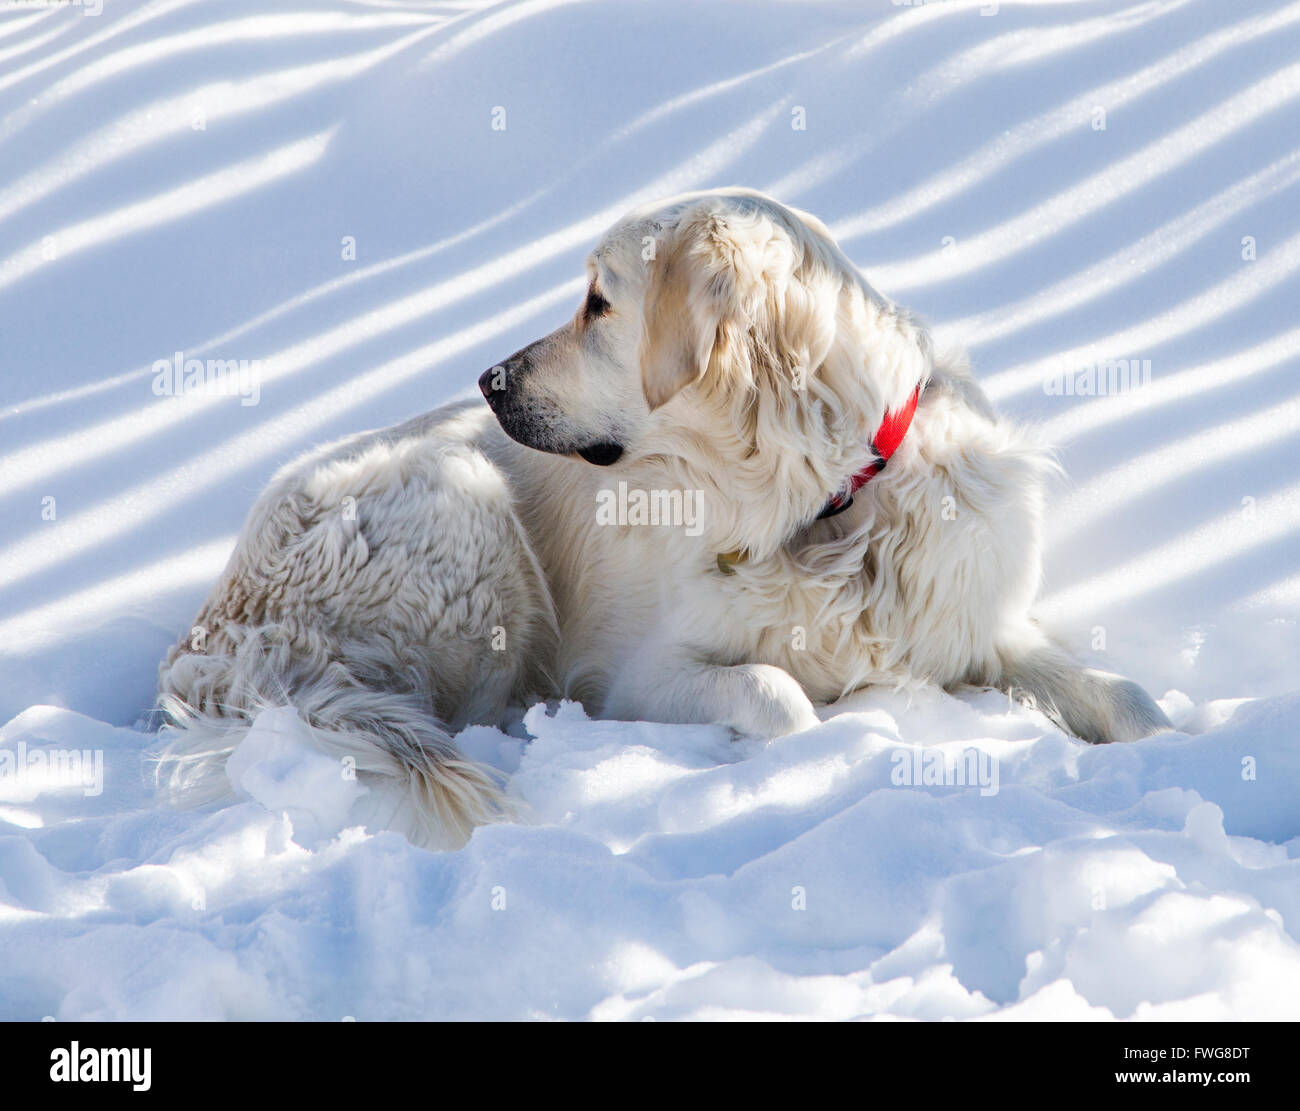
{"left": 603, "top": 650, "right": 821, "bottom": 739}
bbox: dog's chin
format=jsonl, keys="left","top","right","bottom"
{"left": 575, "top": 442, "right": 624, "bottom": 467}
{"left": 492, "top": 414, "right": 625, "bottom": 466}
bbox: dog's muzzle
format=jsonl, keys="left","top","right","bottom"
{"left": 478, "top": 365, "right": 624, "bottom": 466}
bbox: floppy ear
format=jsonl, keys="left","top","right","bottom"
{"left": 637, "top": 201, "right": 806, "bottom": 410}
{"left": 639, "top": 206, "right": 791, "bottom": 410}
{"left": 638, "top": 222, "right": 719, "bottom": 410}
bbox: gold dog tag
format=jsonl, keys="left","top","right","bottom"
{"left": 716, "top": 549, "right": 749, "bottom": 575}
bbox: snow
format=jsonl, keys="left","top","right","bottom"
{"left": 1, "top": 0, "right": 1298, "bottom": 1020}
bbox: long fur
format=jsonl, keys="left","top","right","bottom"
{"left": 157, "top": 188, "right": 1171, "bottom": 847}
{"left": 156, "top": 416, "right": 555, "bottom": 848}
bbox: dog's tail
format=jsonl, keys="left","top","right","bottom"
{"left": 153, "top": 630, "right": 511, "bottom": 849}
{"left": 995, "top": 631, "right": 1173, "bottom": 744}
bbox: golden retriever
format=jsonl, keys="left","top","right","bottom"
{"left": 157, "top": 188, "right": 1171, "bottom": 847}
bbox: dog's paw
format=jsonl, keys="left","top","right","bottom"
{"left": 726, "top": 664, "right": 822, "bottom": 739}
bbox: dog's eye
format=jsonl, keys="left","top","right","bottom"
{"left": 584, "top": 285, "right": 611, "bottom": 320}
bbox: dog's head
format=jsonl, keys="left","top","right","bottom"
{"left": 480, "top": 188, "right": 932, "bottom": 557}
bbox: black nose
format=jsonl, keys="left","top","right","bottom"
{"left": 478, "top": 366, "right": 502, "bottom": 405}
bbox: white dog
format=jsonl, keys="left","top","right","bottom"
{"left": 157, "top": 188, "right": 1171, "bottom": 847}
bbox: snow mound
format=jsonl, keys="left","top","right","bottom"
{"left": 2, "top": 688, "right": 1298, "bottom": 1020}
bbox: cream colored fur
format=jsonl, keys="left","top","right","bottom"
{"left": 157, "top": 188, "right": 1170, "bottom": 848}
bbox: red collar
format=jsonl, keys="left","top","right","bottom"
{"left": 817, "top": 384, "right": 922, "bottom": 519}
